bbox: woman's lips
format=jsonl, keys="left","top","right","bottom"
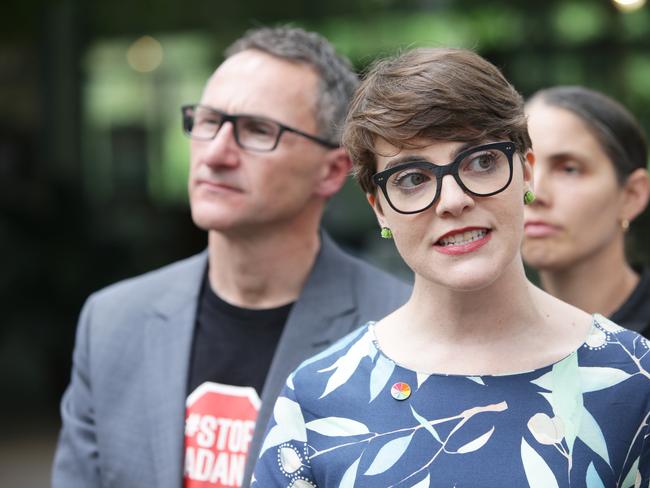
{"left": 433, "top": 227, "right": 492, "bottom": 255}
{"left": 524, "top": 221, "right": 561, "bottom": 238}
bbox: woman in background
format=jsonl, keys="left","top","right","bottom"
{"left": 252, "top": 49, "right": 650, "bottom": 487}
{"left": 523, "top": 86, "right": 650, "bottom": 335}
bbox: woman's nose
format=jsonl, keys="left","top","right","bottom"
{"left": 434, "top": 175, "right": 475, "bottom": 218}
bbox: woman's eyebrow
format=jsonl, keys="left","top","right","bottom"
{"left": 383, "top": 141, "right": 482, "bottom": 170}
{"left": 383, "top": 154, "right": 429, "bottom": 170}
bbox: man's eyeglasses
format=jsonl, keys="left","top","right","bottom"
{"left": 372, "top": 141, "right": 516, "bottom": 214}
{"left": 181, "top": 104, "right": 338, "bottom": 152}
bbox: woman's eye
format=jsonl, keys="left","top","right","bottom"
{"left": 557, "top": 161, "right": 581, "bottom": 175}
{"left": 394, "top": 172, "right": 429, "bottom": 188}
{"left": 468, "top": 154, "right": 496, "bottom": 172}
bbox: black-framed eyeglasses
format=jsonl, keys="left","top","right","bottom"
{"left": 181, "top": 104, "right": 338, "bottom": 152}
{"left": 372, "top": 141, "right": 516, "bottom": 214}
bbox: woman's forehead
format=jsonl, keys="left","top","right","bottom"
{"left": 373, "top": 138, "right": 490, "bottom": 170}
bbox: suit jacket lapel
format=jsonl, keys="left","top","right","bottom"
{"left": 144, "top": 252, "right": 207, "bottom": 488}
{"left": 244, "top": 232, "right": 358, "bottom": 481}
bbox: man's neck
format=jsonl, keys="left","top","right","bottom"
{"left": 207, "top": 223, "right": 321, "bottom": 309}
{"left": 540, "top": 240, "right": 639, "bottom": 317}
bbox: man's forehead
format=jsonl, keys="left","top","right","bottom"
{"left": 207, "top": 50, "right": 317, "bottom": 93}
{"left": 199, "top": 49, "right": 320, "bottom": 127}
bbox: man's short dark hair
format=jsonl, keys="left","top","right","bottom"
{"left": 225, "top": 26, "right": 359, "bottom": 144}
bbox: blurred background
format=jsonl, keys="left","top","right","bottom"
{"left": 1, "top": 0, "right": 649, "bottom": 485}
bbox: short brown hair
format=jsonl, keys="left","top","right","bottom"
{"left": 342, "top": 47, "right": 532, "bottom": 193}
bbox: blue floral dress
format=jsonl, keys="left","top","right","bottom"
{"left": 252, "top": 315, "right": 650, "bottom": 487}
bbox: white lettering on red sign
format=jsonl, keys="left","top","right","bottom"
{"left": 184, "top": 383, "right": 260, "bottom": 488}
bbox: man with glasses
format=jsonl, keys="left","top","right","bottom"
{"left": 52, "top": 26, "right": 410, "bottom": 488}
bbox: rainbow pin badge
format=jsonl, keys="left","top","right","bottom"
{"left": 390, "top": 382, "right": 411, "bottom": 401}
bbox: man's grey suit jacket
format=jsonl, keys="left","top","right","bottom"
{"left": 52, "top": 233, "right": 411, "bottom": 488}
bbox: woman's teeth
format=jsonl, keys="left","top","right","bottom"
{"left": 438, "top": 229, "right": 487, "bottom": 246}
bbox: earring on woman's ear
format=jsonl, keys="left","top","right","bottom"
{"left": 621, "top": 219, "right": 630, "bottom": 232}
{"left": 523, "top": 190, "right": 536, "bottom": 205}
{"left": 380, "top": 227, "right": 393, "bottom": 239}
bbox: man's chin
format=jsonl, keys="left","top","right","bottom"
{"left": 190, "top": 211, "right": 239, "bottom": 233}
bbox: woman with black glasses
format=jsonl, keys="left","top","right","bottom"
{"left": 251, "top": 48, "right": 650, "bottom": 487}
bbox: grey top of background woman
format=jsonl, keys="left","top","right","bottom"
{"left": 523, "top": 86, "right": 650, "bottom": 335}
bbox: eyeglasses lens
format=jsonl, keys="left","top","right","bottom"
{"left": 385, "top": 147, "right": 511, "bottom": 213}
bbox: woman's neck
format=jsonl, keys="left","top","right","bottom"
{"left": 405, "top": 258, "right": 538, "bottom": 342}
{"left": 375, "top": 256, "right": 592, "bottom": 375}
{"left": 540, "top": 243, "right": 639, "bottom": 318}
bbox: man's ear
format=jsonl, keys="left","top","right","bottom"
{"left": 314, "top": 147, "right": 352, "bottom": 198}
{"left": 621, "top": 168, "right": 650, "bottom": 223}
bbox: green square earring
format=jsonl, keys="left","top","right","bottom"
{"left": 523, "top": 190, "right": 535, "bottom": 205}
{"left": 380, "top": 227, "right": 393, "bottom": 239}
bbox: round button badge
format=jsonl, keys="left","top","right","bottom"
{"left": 390, "top": 382, "right": 411, "bottom": 401}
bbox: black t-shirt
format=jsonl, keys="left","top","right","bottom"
{"left": 611, "top": 266, "right": 650, "bottom": 337}
{"left": 187, "top": 272, "right": 293, "bottom": 396}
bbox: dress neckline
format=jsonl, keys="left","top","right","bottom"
{"left": 367, "top": 314, "right": 615, "bottom": 378}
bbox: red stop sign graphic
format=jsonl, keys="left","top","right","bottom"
{"left": 184, "top": 383, "right": 261, "bottom": 488}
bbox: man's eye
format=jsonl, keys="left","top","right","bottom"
{"left": 196, "top": 117, "right": 220, "bottom": 127}
{"left": 242, "top": 120, "right": 275, "bottom": 136}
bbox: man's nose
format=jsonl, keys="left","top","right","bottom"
{"left": 198, "top": 121, "right": 240, "bottom": 168}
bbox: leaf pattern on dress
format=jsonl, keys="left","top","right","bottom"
{"left": 621, "top": 456, "right": 641, "bottom": 488}
{"left": 467, "top": 376, "right": 485, "bottom": 386}
{"left": 527, "top": 413, "right": 565, "bottom": 445}
{"left": 594, "top": 314, "right": 625, "bottom": 334}
{"left": 520, "top": 438, "right": 560, "bottom": 488}
{"left": 252, "top": 320, "right": 650, "bottom": 487}
{"left": 369, "top": 353, "right": 395, "bottom": 402}
{"left": 364, "top": 433, "right": 414, "bottom": 476}
{"left": 411, "top": 472, "right": 431, "bottom": 488}
{"left": 260, "top": 397, "right": 307, "bottom": 457}
{"left": 279, "top": 446, "right": 303, "bottom": 474}
{"left": 585, "top": 462, "right": 605, "bottom": 488}
{"left": 305, "top": 417, "right": 370, "bottom": 437}
{"left": 410, "top": 405, "right": 442, "bottom": 443}
{"left": 339, "top": 457, "right": 361, "bottom": 488}
{"left": 454, "top": 426, "right": 495, "bottom": 454}
{"left": 542, "top": 353, "right": 583, "bottom": 453}
{"left": 299, "top": 326, "right": 368, "bottom": 372}
{"left": 289, "top": 480, "right": 316, "bottom": 488}
{"left": 579, "top": 366, "right": 631, "bottom": 393}
{"left": 577, "top": 406, "right": 610, "bottom": 466}
{"left": 318, "top": 330, "right": 373, "bottom": 398}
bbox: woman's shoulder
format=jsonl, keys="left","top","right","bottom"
{"left": 589, "top": 313, "right": 650, "bottom": 349}
{"left": 579, "top": 314, "right": 650, "bottom": 391}
{"left": 284, "top": 323, "right": 378, "bottom": 407}
{"left": 293, "top": 322, "right": 374, "bottom": 378}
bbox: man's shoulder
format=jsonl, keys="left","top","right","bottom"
{"left": 86, "top": 251, "right": 206, "bottom": 316}
{"left": 321, "top": 234, "right": 410, "bottom": 291}
{"left": 343, "top": 251, "right": 409, "bottom": 289}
